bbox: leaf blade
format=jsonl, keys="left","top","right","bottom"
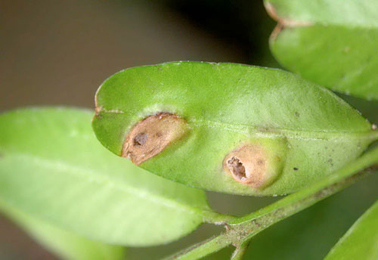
{"left": 0, "top": 201, "right": 126, "bottom": 260}
{"left": 93, "top": 62, "right": 377, "bottom": 196}
{"left": 266, "top": 0, "right": 378, "bottom": 100}
{"left": 0, "top": 108, "right": 213, "bottom": 246}
{"left": 324, "top": 200, "right": 378, "bottom": 260}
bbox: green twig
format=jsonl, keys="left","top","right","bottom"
{"left": 231, "top": 240, "right": 251, "bottom": 260}
{"left": 164, "top": 145, "right": 378, "bottom": 260}
{"left": 163, "top": 235, "right": 230, "bottom": 260}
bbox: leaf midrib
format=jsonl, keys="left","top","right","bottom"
{"left": 267, "top": 1, "right": 378, "bottom": 30}
{"left": 190, "top": 118, "right": 377, "bottom": 141}
{"left": 282, "top": 20, "right": 378, "bottom": 31}
{"left": 98, "top": 109, "right": 377, "bottom": 142}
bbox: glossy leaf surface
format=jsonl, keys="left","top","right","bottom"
{"left": 93, "top": 62, "right": 377, "bottom": 196}
{"left": 266, "top": 0, "right": 378, "bottom": 100}
{"left": 0, "top": 108, "right": 214, "bottom": 246}
{"left": 0, "top": 201, "right": 125, "bottom": 260}
{"left": 324, "top": 200, "right": 378, "bottom": 260}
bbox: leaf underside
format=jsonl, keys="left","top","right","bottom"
{"left": 324, "top": 200, "right": 378, "bottom": 260}
{"left": 0, "top": 201, "right": 125, "bottom": 260}
{"left": 0, "top": 108, "right": 212, "bottom": 246}
{"left": 266, "top": 0, "right": 378, "bottom": 100}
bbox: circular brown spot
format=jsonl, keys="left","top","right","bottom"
{"left": 122, "top": 112, "right": 187, "bottom": 165}
{"left": 223, "top": 144, "right": 268, "bottom": 188}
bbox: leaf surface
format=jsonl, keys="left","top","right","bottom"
{"left": 0, "top": 201, "right": 125, "bottom": 260}
{"left": 0, "top": 108, "right": 214, "bottom": 246}
{"left": 266, "top": 0, "right": 378, "bottom": 100}
{"left": 324, "top": 200, "right": 378, "bottom": 260}
{"left": 93, "top": 62, "right": 378, "bottom": 196}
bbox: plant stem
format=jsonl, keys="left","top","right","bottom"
{"left": 165, "top": 145, "right": 378, "bottom": 260}
{"left": 163, "top": 235, "right": 230, "bottom": 260}
{"left": 231, "top": 241, "right": 251, "bottom": 260}
{"left": 201, "top": 210, "right": 236, "bottom": 224}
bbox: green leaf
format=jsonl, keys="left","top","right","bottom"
{"left": 266, "top": 0, "right": 378, "bottom": 100}
{"left": 0, "top": 201, "right": 125, "bottom": 260}
{"left": 92, "top": 61, "right": 378, "bottom": 196}
{"left": 0, "top": 108, "right": 216, "bottom": 246}
{"left": 324, "top": 200, "right": 378, "bottom": 260}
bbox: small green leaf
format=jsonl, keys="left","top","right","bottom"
{"left": 0, "top": 201, "right": 125, "bottom": 260}
{"left": 92, "top": 62, "right": 378, "bottom": 196}
{"left": 0, "top": 108, "right": 216, "bottom": 246}
{"left": 266, "top": 0, "right": 378, "bottom": 100}
{"left": 324, "top": 200, "right": 378, "bottom": 260}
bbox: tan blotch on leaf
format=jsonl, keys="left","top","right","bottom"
{"left": 223, "top": 144, "right": 268, "bottom": 188}
{"left": 122, "top": 112, "right": 187, "bottom": 165}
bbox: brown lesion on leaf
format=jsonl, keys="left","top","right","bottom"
{"left": 223, "top": 144, "right": 269, "bottom": 188}
{"left": 122, "top": 112, "right": 187, "bottom": 165}
{"left": 94, "top": 106, "right": 102, "bottom": 119}
{"left": 95, "top": 106, "right": 101, "bottom": 115}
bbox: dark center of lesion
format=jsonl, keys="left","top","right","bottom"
{"left": 133, "top": 133, "right": 148, "bottom": 147}
{"left": 227, "top": 156, "right": 247, "bottom": 180}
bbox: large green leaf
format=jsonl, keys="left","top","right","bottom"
{"left": 0, "top": 201, "right": 125, "bottom": 260}
{"left": 0, "top": 108, "right": 216, "bottom": 246}
{"left": 92, "top": 62, "right": 378, "bottom": 196}
{"left": 266, "top": 0, "right": 378, "bottom": 100}
{"left": 324, "top": 200, "right": 378, "bottom": 260}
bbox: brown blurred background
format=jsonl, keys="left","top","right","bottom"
{"left": 0, "top": 0, "right": 276, "bottom": 111}
{"left": 1, "top": 0, "right": 378, "bottom": 259}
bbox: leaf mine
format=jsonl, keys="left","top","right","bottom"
{"left": 223, "top": 144, "right": 271, "bottom": 188}
{"left": 122, "top": 112, "right": 187, "bottom": 165}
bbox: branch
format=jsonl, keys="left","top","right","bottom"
{"left": 231, "top": 240, "right": 251, "bottom": 260}
{"left": 164, "top": 145, "right": 378, "bottom": 260}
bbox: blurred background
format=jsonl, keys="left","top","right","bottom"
{"left": 1, "top": 0, "right": 378, "bottom": 259}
